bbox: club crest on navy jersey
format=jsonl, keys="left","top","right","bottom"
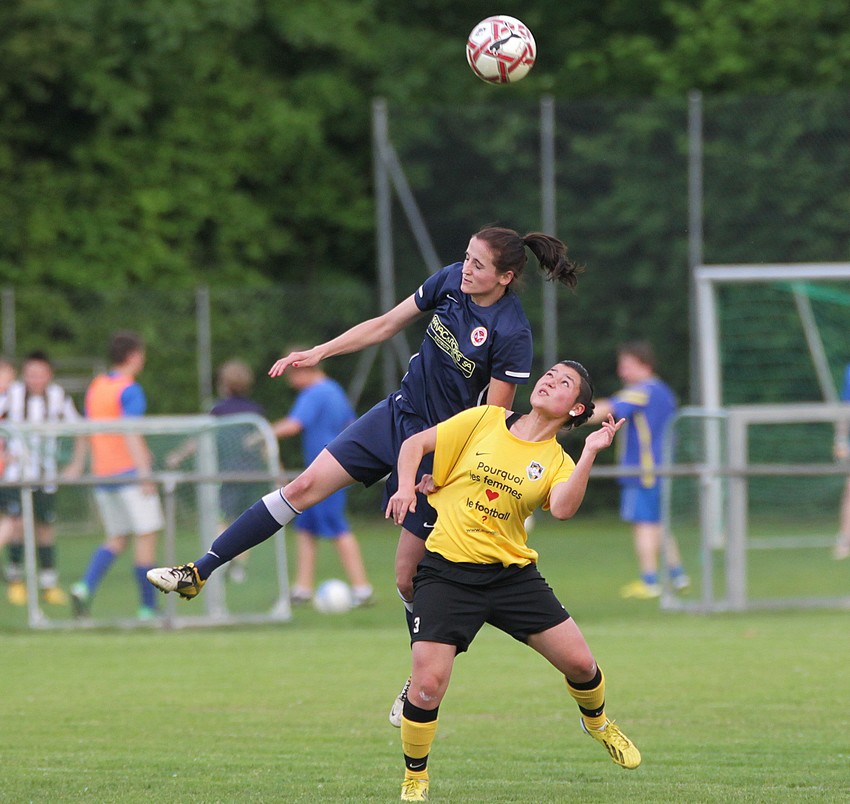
{"left": 470, "top": 326, "right": 488, "bottom": 347}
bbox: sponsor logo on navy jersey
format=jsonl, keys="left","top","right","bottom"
{"left": 427, "top": 314, "right": 476, "bottom": 378}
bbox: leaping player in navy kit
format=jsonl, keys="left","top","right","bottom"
{"left": 147, "top": 224, "right": 581, "bottom": 718}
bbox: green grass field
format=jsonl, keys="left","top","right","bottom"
{"left": 2, "top": 514, "right": 850, "bottom": 802}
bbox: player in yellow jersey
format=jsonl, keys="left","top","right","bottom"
{"left": 385, "top": 361, "right": 639, "bottom": 802}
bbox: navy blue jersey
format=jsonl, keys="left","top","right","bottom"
{"left": 398, "top": 263, "right": 533, "bottom": 426}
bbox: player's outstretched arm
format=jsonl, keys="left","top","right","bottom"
{"left": 269, "top": 296, "right": 425, "bottom": 377}
{"left": 548, "top": 414, "right": 623, "bottom": 520}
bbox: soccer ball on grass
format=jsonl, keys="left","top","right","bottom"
{"left": 466, "top": 15, "right": 536, "bottom": 85}
{"left": 313, "top": 579, "right": 354, "bottom": 614}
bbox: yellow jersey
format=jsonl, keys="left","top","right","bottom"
{"left": 426, "top": 405, "right": 575, "bottom": 567}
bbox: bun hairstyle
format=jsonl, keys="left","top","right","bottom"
{"left": 474, "top": 226, "right": 583, "bottom": 290}
{"left": 559, "top": 359, "right": 595, "bottom": 429}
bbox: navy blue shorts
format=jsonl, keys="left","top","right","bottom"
{"left": 410, "top": 551, "right": 570, "bottom": 653}
{"left": 326, "top": 394, "right": 437, "bottom": 540}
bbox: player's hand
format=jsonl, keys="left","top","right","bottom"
{"left": 584, "top": 414, "right": 624, "bottom": 453}
{"left": 835, "top": 442, "right": 849, "bottom": 462}
{"left": 385, "top": 486, "right": 417, "bottom": 525}
{"left": 416, "top": 474, "right": 438, "bottom": 496}
{"left": 268, "top": 347, "right": 320, "bottom": 377}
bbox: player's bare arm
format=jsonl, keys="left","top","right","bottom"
{"left": 385, "top": 426, "right": 438, "bottom": 525}
{"left": 585, "top": 397, "right": 614, "bottom": 425}
{"left": 548, "top": 414, "right": 623, "bottom": 519}
{"left": 269, "top": 296, "right": 425, "bottom": 376}
{"left": 486, "top": 377, "right": 518, "bottom": 408}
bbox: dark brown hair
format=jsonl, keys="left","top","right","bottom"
{"left": 559, "top": 359, "right": 595, "bottom": 429}
{"left": 617, "top": 340, "right": 656, "bottom": 371}
{"left": 109, "top": 331, "right": 145, "bottom": 366}
{"left": 474, "top": 225, "right": 583, "bottom": 290}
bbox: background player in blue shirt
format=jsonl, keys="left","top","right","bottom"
{"left": 148, "top": 224, "right": 581, "bottom": 712}
{"left": 270, "top": 358, "right": 374, "bottom": 606}
{"left": 591, "top": 341, "right": 689, "bottom": 599}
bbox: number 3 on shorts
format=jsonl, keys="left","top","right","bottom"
{"left": 413, "top": 616, "right": 420, "bottom": 634}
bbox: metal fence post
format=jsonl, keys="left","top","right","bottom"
{"left": 540, "top": 95, "right": 558, "bottom": 371}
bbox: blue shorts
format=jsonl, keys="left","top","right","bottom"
{"left": 326, "top": 393, "right": 436, "bottom": 540}
{"left": 620, "top": 484, "right": 661, "bottom": 524}
{"left": 295, "top": 490, "right": 350, "bottom": 538}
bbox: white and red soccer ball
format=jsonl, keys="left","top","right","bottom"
{"left": 466, "top": 15, "right": 536, "bottom": 85}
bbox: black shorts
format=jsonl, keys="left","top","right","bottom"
{"left": 1, "top": 488, "right": 57, "bottom": 524}
{"left": 410, "top": 551, "right": 570, "bottom": 653}
{"left": 0, "top": 486, "right": 17, "bottom": 514}
{"left": 326, "top": 393, "right": 437, "bottom": 540}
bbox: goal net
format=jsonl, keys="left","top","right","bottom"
{"left": 663, "top": 263, "right": 850, "bottom": 611}
{"left": 1, "top": 414, "right": 290, "bottom": 629}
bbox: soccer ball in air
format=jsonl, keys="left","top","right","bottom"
{"left": 466, "top": 15, "right": 536, "bottom": 84}
{"left": 313, "top": 579, "right": 354, "bottom": 614}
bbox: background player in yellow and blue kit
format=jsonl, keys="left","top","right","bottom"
{"left": 591, "top": 341, "right": 689, "bottom": 599}
{"left": 385, "top": 361, "right": 638, "bottom": 802}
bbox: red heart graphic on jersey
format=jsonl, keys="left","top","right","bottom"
{"left": 486, "top": 490, "right": 499, "bottom": 501}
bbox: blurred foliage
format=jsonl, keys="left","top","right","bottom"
{"left": 0, "top": 0, "right": 849, "bottom": 421}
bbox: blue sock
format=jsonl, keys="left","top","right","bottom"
{"left": 641, "top": 571, "right": 659, "bottom": 586}
{"left": 194, "top": 500, "right": 283, "bottom": 580}
{"left": 84, "top": 547, "right": 118, "bottom": 594}
{"left": 669, "top": 566, "right": 686, "bottom": 581}
{"left": 135, "top": 565, "right": 157, "bottom": 609}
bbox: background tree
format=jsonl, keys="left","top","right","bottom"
{"left": 0, "top": 0, "right": 848, "bottom": 430}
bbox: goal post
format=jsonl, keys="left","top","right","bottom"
{"left": 664, "top": 403, "right": 850, "bottom": 612}
{"left": 664, "top": 262, "right": 850, "bottom": 611}
{"left": 694, "top": 262, "right": 850, "bottom": 409}
{"left": 1, "top": 414, "right": 291, "bottom": 630}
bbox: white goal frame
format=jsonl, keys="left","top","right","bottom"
{"left": 694, "top": 262, "right": 850, "bottom": 410}
{"left": 665, "top": 263, "right": 850, "bottom": 612}
{"left": 2, "top": 414, "right": 291, "bottom": 630}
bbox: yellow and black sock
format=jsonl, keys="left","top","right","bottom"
{"left": 567, "top": 665, "right": 607, "bottom": 731}
{"left": 401, "top": 698, "right": 438, "bottom": 779}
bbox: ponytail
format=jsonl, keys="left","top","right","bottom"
{"left": 473, "top": 226, "right": 583, "bottom": 290}
{"left": 523, "top": 232, "right": 583, "bottom": 290}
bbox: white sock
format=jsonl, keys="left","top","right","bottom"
{"left": 262, "top": 489, "right": 300, "bottom": 526}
